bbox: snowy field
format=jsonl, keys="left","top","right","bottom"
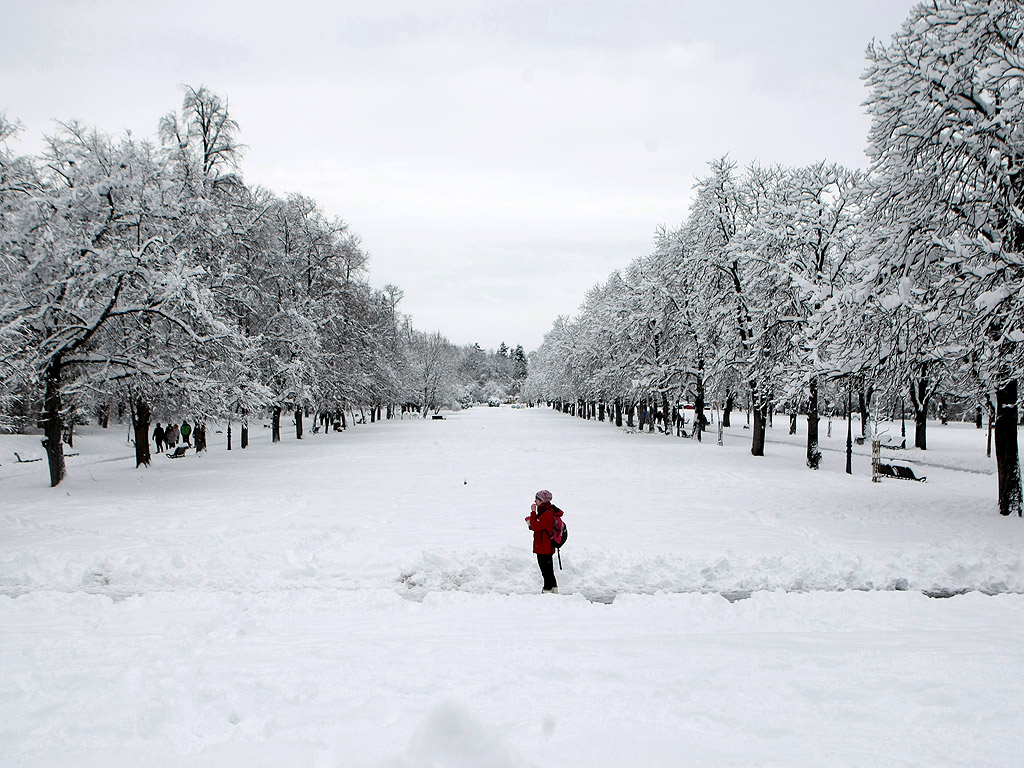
{"left": 2, "top": 406, "right": 1023, "bottom": 767}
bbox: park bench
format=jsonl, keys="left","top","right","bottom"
{"left": 876, "top": 462, "right": 926, "bottom": 482}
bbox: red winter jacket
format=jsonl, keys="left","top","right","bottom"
{"left": 526, "top": 502, "right": 563, "bottom": 555}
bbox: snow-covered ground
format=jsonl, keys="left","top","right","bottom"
{"left": 2, "top": 406, "right": 1022, "bottom": 767}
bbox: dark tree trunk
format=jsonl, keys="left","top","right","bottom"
{"left": 789, "top": 412, "right": 797, "bottom": 435}
{"left": 750, "top": 386, "right": 767, "bottom": 457}
{"left": 194, "top": 423, "right": 207, "bottom": 453}
{"left": 614, "top": 399, "right": 622, "bottom": 427}
{"left": 995, "top": 379, "right": 1022, "bottom": 516}
{"left": 42, "top": 355, "right": 66, "bottom": 487}
{"left": 695, "top": 374, "right": 707, "bottom": 442}
{"left": 98, "top": 403, "right": 110, "bottom": 429}
{"left": 723, "top": 393, "right": 733, "bottom": 428}
{"left": 807, "top": 377, "right": 821, "bottom": 470}
{"left": 272, "top": 406, "right": 282, "bottom": 443}
{"left": 858, "top": 387, "right": 868, "bottom": 437}
{"left": 131, "top": 397, "right": 152, "bottom": 468}
{"left": 910, "top": 379, "right": 928, "bottom": 450}
{"left": 845, "top": 387, "right": 853, "bottom": 475}
{"left": 296, "top": 408, "right": 304, "bottom": 439}
{"left": 626, "top": 401, "right": 634, "bottom": 428}
{"left": 987, "top": 399, "right": 994, "bottom": 458}
{"left": 598, "top": 401, "right": 605, "bottom": 422}
{"left": 638, "top": 403, "right": 647, "bottom": 432}
{"left": 976, "top": 405, "right": 983, "bottom": 429}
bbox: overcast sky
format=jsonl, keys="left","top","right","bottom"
{"left": 2, "top": 0, "right": 920, "bottom": 352}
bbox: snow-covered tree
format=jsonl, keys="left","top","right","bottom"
{"left": 0, "top": 119, "right": 242, "bottom": 483}
{"left": 404, "top": 330, "right": 461, "bottom": 414}
{"left": 864, "top": 0, "right": 1024, "bottom": 514}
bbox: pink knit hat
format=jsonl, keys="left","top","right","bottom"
{"left": 535, "top": 490, "right": 552, "bottom": 504}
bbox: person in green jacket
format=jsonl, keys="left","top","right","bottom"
{"left": 180, "top": 420, "right": 192, "bottom": 447}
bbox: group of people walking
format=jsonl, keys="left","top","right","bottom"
{"left": 152, "top": 421, "right": 192, "bottom": 453}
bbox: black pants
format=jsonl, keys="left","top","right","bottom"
{"left": 537, "top": 554, "right": 557, "bottom": 591}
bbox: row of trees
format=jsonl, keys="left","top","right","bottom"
{"left": 523, "top": 1, "right": 1024, "bottom": 516}
{"left": 0, "top": 87, "right": 524, "bottom": 487}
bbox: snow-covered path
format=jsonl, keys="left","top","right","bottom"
{"left": 2, "top": 407, "right": 1022, "bottom": 766}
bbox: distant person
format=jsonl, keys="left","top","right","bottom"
{"left": 153, "top": 423, "right": 166, "bottom": 453}
{"left": 526, "top": 490, "right": 563, "bottom": 594}
{"left": 180, "top": 420, "right": 192, "bottom": 447}
{"left": 165, "top": 423, "right": 179, "bottom": 447}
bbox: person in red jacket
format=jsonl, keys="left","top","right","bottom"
{"left": 526, "top": 489, "right": 562, "bottom": 593}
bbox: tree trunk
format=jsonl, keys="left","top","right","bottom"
{"left": 41, "top": 355, "right": 67, "bottom": 487}
{"left": 987, "top": 399, "right": 994, "bottom": 458}
{"left": 910, "top": 379, "right": 928, "bottom": 450}
{"left": 995, "top": 379, "right": 1022, "bottom": 516}
{"left": 695, "top": 375, "right": 707, "bottom": 442}
{"left": 750, "top": 386, "right": 767, "bottom": 457}
{"left": 272, "top": 406, "right": 282, "bottom": 443}
{"left": 807, "top": 377, "right": 821, "bottom": 470}
{"left": 614, "top": 399, "right": 622, "bottom": 428}
{"left": 858, "top": 386, "right": 869, "bottom": 437}
{"left": 194, "top": 422, "right": 207, "bottom": 453}
{"left": 296, "top": 408, "right": 304, "bottom": 439}
{"left": 723, "top": 393, "right": 733, "bottom": 428}
{"left": 845, "top": 387, "right": 853, "bottom": 475}
{"left": 132, "top": 397, "right": 152, "bottom": 468}
{"left": 789, "top": 411, "right": 797, "bottom": 436}
{"left": 241, "top": 411, "right": 249, "bottom": 449}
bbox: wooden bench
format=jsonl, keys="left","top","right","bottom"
{"left": 877, "top": 462, "right": 926, "bottom": 482}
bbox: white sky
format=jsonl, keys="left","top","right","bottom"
{"left": 1, "top": 0, "right": 919, "bottom": 352}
